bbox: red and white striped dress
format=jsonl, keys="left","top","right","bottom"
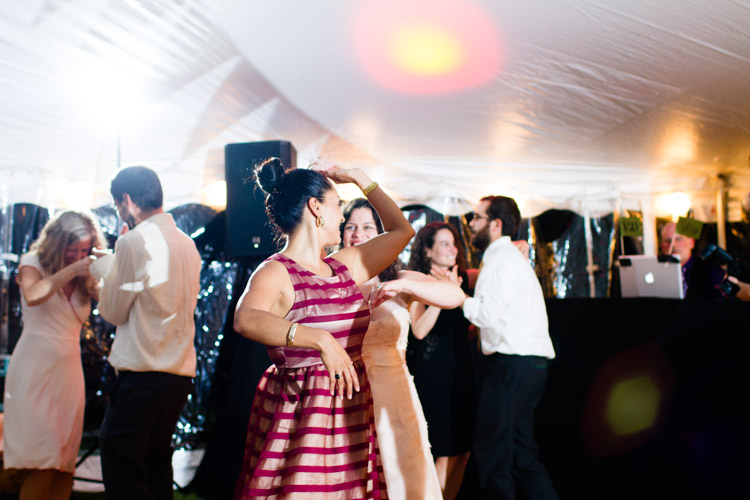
{"left": 233, "top": 254, "right": 388, "bottom": 500}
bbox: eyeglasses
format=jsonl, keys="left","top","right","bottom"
{"left": 470, "top": 212, "right": 490, "bottom": 221}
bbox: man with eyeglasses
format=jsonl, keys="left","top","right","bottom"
{"left": 461, "top": 195, "right": 557, "bottom": 500}
{"left": 96, "top": 166, "right": 202, "bottom": 499}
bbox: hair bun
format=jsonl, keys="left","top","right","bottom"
{"left": 254, "top": 157, "right": 287, "bottom": 195}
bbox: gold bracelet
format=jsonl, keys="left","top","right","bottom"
{"left": 286, "top": 323, "right": 298, "bottom": 347}
{"left": 361, "top": 181, "right": 378, "bottom": 196}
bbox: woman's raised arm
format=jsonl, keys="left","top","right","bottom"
{"left": 318, "top": 164, "right": 414, "bottom": 284}
{"left": 18, "top": 257, "right": 93, "bottom": 307}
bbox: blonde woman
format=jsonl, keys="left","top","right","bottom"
{"left": 3, "top": 210, "right": 107, "bottom": 500}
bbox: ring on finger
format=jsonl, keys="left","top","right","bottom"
{"left": 335, "top": 373, "right": 341, "bottom": 380}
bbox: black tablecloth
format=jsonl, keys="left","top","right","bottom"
{"left": 539, "top": 298, "right": 750, "bottom": 499}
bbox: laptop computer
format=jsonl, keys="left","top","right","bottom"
{"left": 618, "top": 255, "right": 684, "bottom": 299}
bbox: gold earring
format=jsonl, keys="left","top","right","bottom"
{"left": 316, "top": 216, "right": 325, "bottom": 227}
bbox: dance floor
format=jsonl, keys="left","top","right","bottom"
{"left": 72, "top": 448, "right": 204, "bottom": 493}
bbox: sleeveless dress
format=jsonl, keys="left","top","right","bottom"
{"left": 3, "top": 253, "right": 88, "bottom": 472}
{"left": 406, "top": 276, "right": 476, "bottom": 457}
{"left": 360, "top": 279, "right": 442, "bottom": 500}
{"left": 233, "top": 254, "right": 388, "bottom": 500}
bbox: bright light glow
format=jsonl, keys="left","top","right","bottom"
{"left": 658, "top": 120, "right": 696, "bottom": 166}
{"left": 337, "top": 183, "right": 366, "bottom": 202}
{"left": 352, "top": 0, "right": 502, "bottom": 94}
{"left": 493, "top": 119, "right": 529, "bottom": 158}
{"left": 605, "top": 375, "right": 661, "bottom": 436}
{"left": 388, "top": 24, "right": 464, "bottom": 75}
{"left": 202, "top": 180, "right": 227, "bottom": 210}
{"left": 656, "top": 192, "right": 691, "bottom": 221}
{"left": 60, "top": 181, "right": 96, "bottom": 210}
{"left": 68, "top": 63, "right": 148, "bottom": 131}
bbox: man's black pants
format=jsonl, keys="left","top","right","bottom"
{"left": 100, "top": 371, "right": 193, "bottom": 500}
{"left": 474, "top": 353, "right": 557, "bottom": 500}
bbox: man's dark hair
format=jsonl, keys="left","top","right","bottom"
{"left": 110, "top": 165, "right": 163, "bottom": 210}
{"left": 482, "top": 195, "right": 521, "bottom": 238}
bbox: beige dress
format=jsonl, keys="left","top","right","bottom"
{"left": 361, "top": 279, "right": 442, "bottom": 500}
{"left": 3, "top": 253, "right": 88, "bottom": 472}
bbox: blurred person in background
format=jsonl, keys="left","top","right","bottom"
{"left": 407, "top": 221, "right": 476, "bottom": 500}
{"left": 3, "top": 210, "right": 107, "bottom": 500}
{"left": 659, "top": 222, "right": 724, "bottom": 299}
{"left": 97, "top": 166, "right": 201, "bottom": 499}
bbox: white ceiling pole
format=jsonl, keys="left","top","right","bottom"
{"left": 583, "top": 212, "right": 597, "bottom": 298}
{"left": 716, "top": 175, "right": 728, "bottom": 249}
{"left": 642, "top": 196, "right": 656, "bottom": 256}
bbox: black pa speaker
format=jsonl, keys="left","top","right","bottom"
{"left": 224, "top": 141, "right": 297, "bottom": 257}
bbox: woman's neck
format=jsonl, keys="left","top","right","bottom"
{"left": 283, "top": 227, "right": 332, "bottom": 276}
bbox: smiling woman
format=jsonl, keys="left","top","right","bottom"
{"left": 340, "top": 198, "right": 466, "bottom": 500}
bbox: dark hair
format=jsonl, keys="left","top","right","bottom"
{"left": 255, "top": 157, "right": 333, "bottom": 236}
{"left": 340, "top": 198, "right": 400, "bottom": 282}
{"left": 110, "top": 165, "right": 163, "bottom": 210}
{"left": 482, "top": 195, "right": 521, "bottom": 238}
{"left": 341, "top": 198, "right": 385, "bottom": 234}
{"left": 408, "top": 221, "right": 467, "bottom": 274}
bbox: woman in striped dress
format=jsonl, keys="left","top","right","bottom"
{"left": 232, "top": 158, "right": 415, "bottom": 499}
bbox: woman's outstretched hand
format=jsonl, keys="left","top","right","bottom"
{"left": 430, "top": 265, "right": 463, "bottom": 285}
{"left": 368, "top": 280, "right": 405, "bottom": 308}
{"left": 318, "top": 333, "right": 360, "bottom": 400}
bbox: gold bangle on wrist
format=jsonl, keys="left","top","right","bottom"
{"left": 361, "top": 181, "right": 378, "bottom": 196}
{"left": 286, "top": 322, "right": 298, "bottom": 347}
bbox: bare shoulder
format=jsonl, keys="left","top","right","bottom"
{"left": 240, "top": 258, "right": 294, "bottom": 314}
{"left": 248, "top": 258, "right": 288, "bottom": 288}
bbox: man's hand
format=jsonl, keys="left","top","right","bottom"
{"left": 728, "top": 276, "right": 750, "bottom": 301}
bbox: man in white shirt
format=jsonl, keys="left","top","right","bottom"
{"left": 461, "top": 195, "right": 557, "bottom": 500}
{"left": 97, "top": 166, "right": 202, "bottom": 499}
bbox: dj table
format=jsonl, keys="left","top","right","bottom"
{"left": 539, "top": 297, "right": 750, "bottom": 499}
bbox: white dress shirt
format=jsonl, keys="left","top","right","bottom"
{"left": 462, "top": 236, "right": 555, "bottom": 358}
{"left": 98, "top": 213, "right": 202, "bottom": 377}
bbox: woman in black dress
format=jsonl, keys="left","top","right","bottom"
{"left": 407, "top": 221, "right": 476, "bottom": 500}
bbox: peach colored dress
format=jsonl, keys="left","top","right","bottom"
{"left": 361, "top": 278, "right": 442, "bottom": 500}
{"left": 3, "top": 253, "right": 88, "bottom": 472}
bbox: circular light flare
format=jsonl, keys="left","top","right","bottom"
{"left": 351, "top": 0, "right": 503, "bottom": 94}
{"left": 388, "top": 24, "right": 465, "bottom": 76}
{"left": 605, "top": 375, "right": 662, "bottom": 436}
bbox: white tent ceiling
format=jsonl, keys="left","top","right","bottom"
{"left": 2, "top": 0, "right": 750, "bottom": 221}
